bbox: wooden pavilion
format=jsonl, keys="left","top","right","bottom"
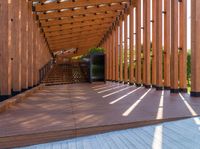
{"left": 1, "top": 0, "right": 200, "bottom": 148}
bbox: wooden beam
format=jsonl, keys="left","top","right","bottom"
{"left": 43, "top": 18, "right": 115, "bottom": 32}
{"left": 45, "top": 24, "right": 110, "bottom": 37}
{"left": 38, "top": 3, "right": 125, "bottom": 20}
{"left": 112, "top": 30, "right": 116, "bottom": 81}
{"left": 21, "top": 0, "right": 29, "bottom": 90}
{"left": 136, "top": 0, "right": 142, "bottom": 86}
{"left": 164, "top": 0, "right": 171, "bottom": 89}
{"left": 119, "top": 19, "right": 123, "bottom": 82}
{"left": 179, "top": 0, "right": 187, "bottom": 92}
{"left": 47, "top": 30, "right": 107, "bottom": 41}
{"left": 155, "top": 0, "right": 163, "bottom": 89}
{"left": 48, "top": 33, "right": 105, "bottom": 45}
{"left": 35, "top": 0, "right": 129, "bottom": 12}
{"left": 146, "top": 0, "right": 151, "bottom": 87}
{"left": 11, "top": 0, "right": 22, "bottom": 92}
{"left": 49, "top": 38, "right": 101, "bottom": 48}
{"left": 143, "top": 0, "right": 147, "bottom": 85}
{"left": 170, "top": 0, "right": 179, "bottom": 93}
{"left": 191, "top": 0, "right": 200, "bottom": 96}
{"left": 152, "top": 0, "right": 157, "bottom": 87}
{"left": 115, "top": 26, "right": 119, "bottom": 81}
{"left": 124, "top": 14, "right": 128, "bottom": 83}
{"left": 129, "top": 6, "right": 134, "bottom": 85}
{"left": 0, "top": 0, "right": 12, "bottom": 96}
{"left": 28, "top": 1, "right": 34, "bottom": 88}
{"left": 40, "top": 12, "right": 119, "bottom": 27}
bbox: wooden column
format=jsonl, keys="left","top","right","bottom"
{"left": 143, "top": 0, "right": 147, "bottom": 86}
{"left": 191, "top": 0, "right": 200, "bottom": 97}
{"left": 112, "top": 30, "right": 116, "bottom": 81}
{"left": 179, "top": 0, "right": 187, "bottom": 92}
{"left": 11, "top": 0, "right": 22, "bottom": 93}
{"left": 146, "top": 0, "right": 151, "bottom": 87}
{"left": 119, "top": 20, "right": 123, "bottom": 83}
{"left": 124, "top": 14, "right": 128, "bottom": 84}
{"left": 33, "top": 21, "right": 37, "bottom": 86}
{"left": 28, "top": 1, "right": 34, "bottom": 88}
{"left": 152, "top": 0, "right": 157, "bottom": 87}
{"left": 21, "top": 0, "right": 29, "bottom": 90}
{"left": 115, "top": 26, "right": 119, "bottom": 81}
{"left": 170, "top": 0, "right": 179, "bottom": 93}
{"left": 0, "top": 0, "right": 12, "bottom": 98}
{"left": 110, "top": 32, "right": 113, "bottom": 81}
{"left": 129, "top": 6, "right": 134, "bottom": 85}
{"left": 155, "top": 0, "right": 163, "bottom": 90}
{"left": 105, "top": 39, "right": 109, "bottom": 80}
{"left": 136, "top": 0, "right": 142, "bottom": 86}
{"left": 164, "top": 0, "right": 171, "bottom": 89}
{"left": 108, "top": 35, "right": 111, "bottom": 80}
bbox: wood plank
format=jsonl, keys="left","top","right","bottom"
{"left": 115, "top": 26, "right": 119, "bottom": 81}
{"left": 136, "top": 0, "right": 142, "bottom": 85}
{"left": 0, "top": 0, "right": 12, "bottom": 96}
{"left": 179, "top": 0, "right": 187, "bottom": 91}
{"left": 38, "top": 4, "right": 125, "bottom": 20}
{"left": 43, "top": 18, "right": 115, "bottom": 32}
{"left": 35, "top": 0, "right": 129, "bottom": 12}
{"left": 129, "top": 6, "right": 134, "bottom": 84}
{"left": 191, "top": 0, "right": 200, "bottom": 95}
{"left": 143, "top": 0, "right": 147, "bottom": 85}
{"left": 112, "top": 30, "right": 116, "bottom": 81}
{"left": 21, "top": 0, "right": 29, "bottom": 90}
{"left": 41, "top": 13, "right": 118, "bottom": 27}
{"left": 164, "top": 0, "right": 171, "bottom": 89}
{"left": 124, "top": 14, "right": 128, "bottom": 83}
{"left": 119, "top": 20, "right": 123, "bottom": 82}
{"left": 45, "top": 24, "right": 110, "bottom": 37}
{"left": 11, "top": 0, "right": 22, "bottom": 92}
{"left": 155, "top": 0, "right": 163, "bottom": 89}
{"left": 146, "top": 0, "right": 151, "bottom": 87}
{"left": 28, "top": 1, "right": 34, "bottom": 88}
{"left": 152, "top": 0, "right": 157, "bottom": 86}
{"left": 170, "top": 0, "right": 179, "bottom": 92}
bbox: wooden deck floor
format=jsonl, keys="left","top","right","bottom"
{"left": 17, "top": 116, "right": 200, "bottom": 149}
{"left": 1, "top": 82, "right": 200, "bottom": 148}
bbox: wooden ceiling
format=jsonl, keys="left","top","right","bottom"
{"left": 31, "top": 0, "right": 135, "bottom": 56}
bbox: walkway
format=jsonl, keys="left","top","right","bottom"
{"left": 1, "top": 82, "right": 200, "bottom": 148}
{"left": 17, "top": 117, "right": 200, "bottom": 149}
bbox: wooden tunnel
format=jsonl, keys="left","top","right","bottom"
{"left": 0, "top": 0, "right": 200, "bottom": 98}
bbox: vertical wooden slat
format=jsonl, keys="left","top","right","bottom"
{"left": 119, "top": 20, "right": 123, "bottom": 83}
{"left": 115, "top": 26, "right": 119, "bottom": 81}
{"left": 164, "top": 0, "right": 171, "bottom": 89}
{"left": 155, "top": 0, "right": 163, "bottom": 89}
{"left": 191, "top": 0, "right": 200, "bottom": 96}
{"left": 136, "top": 0, "right": 142, "bottom": 86}
{"left": 110, "top": 32, "right": 113, "bottom": 81}
{"left": 33, "top": 21, "right": 37, "bottom": 86}
{"left": 146, "top": 0, "right": 151, "bottom": 87}
{"left": 112, "top": 30, "right": 116, "bottom": 81}
{"left": 129, "top": 6, "right": 134, "bottom": 85}
{"left": 105, "top": 39, "right": 108, "bottom": 80}
{"left": 0, "top": 0, "right": 12, "bottom": 97}
{"left": 152, "top": 0, "right": 157, "bottom": 87}
{"left": 124, "top": 14, "right": 128, "bottom": 83}
{"left": 108, "top": 35, "right": 111, "bottom": 80}
{"left": 171, "top": 0, "right": 179, "bottom": 93}
{"left": 28, "top": 1, "right": 34, "bottom": 88}
{"left": 21, "top": 0, "right": 29, "bottom": 90}
{"left": 179, "top": 0, "right": 187, "bottom": 92}
{"left": 11, "top": 0, "right": 22, "bottom": 92}
{"left": 143, "top": 0, "right": 147, "bottom": 86}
